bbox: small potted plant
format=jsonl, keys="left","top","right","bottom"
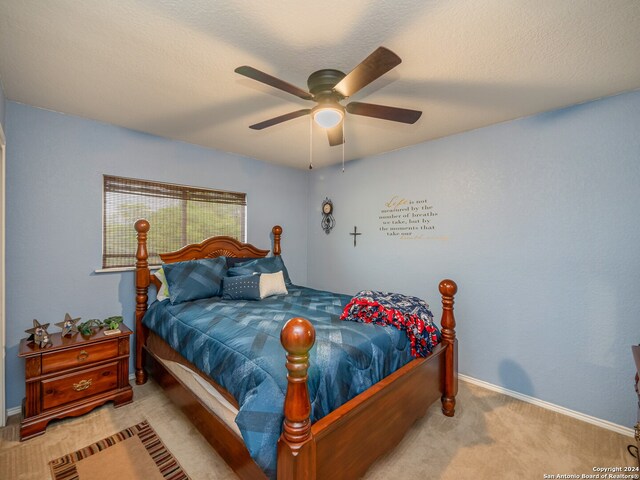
{"left": 78, "top": 316, "right": 124, "bottom": 336}
{"left": 101, "top": 316, "right": 124, "bottom": 335}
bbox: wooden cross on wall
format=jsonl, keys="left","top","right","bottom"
{"left": 350, "top": 226, "right": 362, "bottom": 247}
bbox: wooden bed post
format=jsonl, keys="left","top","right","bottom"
{"left": 439, "top": 279, "right": 458, "bottom": 417}
{"left": 278, "top": 317, "right": 316, "bottom": 480}
{"left": 134, "top": 219, "right": 151, "bottom": 385}
{"left": 272, "top": 225, "right": 282, "bottom": 256}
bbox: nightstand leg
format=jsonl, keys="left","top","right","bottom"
{"left": 113, "top": 387, "right": 133, "bottom": 407}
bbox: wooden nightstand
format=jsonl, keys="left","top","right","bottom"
{"left": 18, "top": 324, "right": 133, "bottom": 440}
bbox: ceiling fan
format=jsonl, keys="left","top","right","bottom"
{"left": 235, "top": 47, "right": 422, "bottom": 146}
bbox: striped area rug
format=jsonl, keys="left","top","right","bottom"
{"left": 49, "top": 421, "right": 190, "bottom": 480}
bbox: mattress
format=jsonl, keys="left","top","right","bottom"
{"left": 158, "top": 357, "right": 241, "bottom": 435}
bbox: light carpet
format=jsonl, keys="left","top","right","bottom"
{"left": 0, "top": 380, "right": 636, "bottom": 479}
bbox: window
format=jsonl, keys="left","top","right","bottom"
{"left": 102, "top": 175, "right": 246, "bottom": 269}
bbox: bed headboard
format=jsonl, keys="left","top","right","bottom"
{"left": 159, "top": 230, "right": 276, "bottom": 264}
{"left": 133, "top": 219, "right": 282, "bottom": 384}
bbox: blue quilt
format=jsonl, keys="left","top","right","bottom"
{"left": 143, "top": 286, "right": 434, "bottom": 478}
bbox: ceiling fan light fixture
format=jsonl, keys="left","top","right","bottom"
{"left": 313, "top": 107, "right": 343, "bottom": 128}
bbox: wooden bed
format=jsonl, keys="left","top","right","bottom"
{"left": 133, "top": 219, "right": 458, "bottom": 480}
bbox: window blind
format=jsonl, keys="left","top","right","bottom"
{"left": 103, "top": 175, "right": 246, "bottom": 269}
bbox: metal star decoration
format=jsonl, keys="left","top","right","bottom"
{"left": 25, "top": 319, "right": 52, "bottom": 348}
{"left": 55, "top": 313, "right": 81, "bottom": 336}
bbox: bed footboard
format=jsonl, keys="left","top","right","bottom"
{"left": 278, "top": 280, "right": 458, "bottom": 479}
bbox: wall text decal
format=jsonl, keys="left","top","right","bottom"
{"left": 378, "top": 196, "right": 439, "bottom": 240}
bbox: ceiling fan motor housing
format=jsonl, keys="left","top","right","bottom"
{"left": 307, "top": 69, "right": 347, "bottom": 102}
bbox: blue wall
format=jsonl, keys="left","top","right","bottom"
{"left": 0, "top": 79, "right": 5, "bottom": 132}
{"left": 4, "top": 102, "right": 309, "bottom": 409}
{"left": 307, "top": 90, "right": 640, "bottom": 429}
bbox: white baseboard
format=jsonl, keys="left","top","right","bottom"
{"left": 459, "top": 374, "right": 635, "bottom": 438}
{"left": 5, "top": 373, "right": 139, "bottom": 419}
{"left": 6, "top": 405, "right": 20, "bottom": 417}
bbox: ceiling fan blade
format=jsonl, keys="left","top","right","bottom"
{"left": 249, "top": 109, "right": 311, "bottom": 130}
{"left": 333, "top": 47, "right": 402, "bottom": 98}
{"left": 346, "top": 102, "right": 422, "bottom": 124}
{"left": 327, "top": 124, "right": 344, "bottom": 146}
{"left": 235, "top": 66, "right": 313, "bottom": 100}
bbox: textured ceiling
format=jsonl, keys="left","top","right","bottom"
{"left": 1, "top": 0, "right": 639, "bottom": 169}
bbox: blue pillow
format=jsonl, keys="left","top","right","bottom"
{"left": 222, "top": 274, "right": 261, "bottom": 300}
{"left": 223, "top": 256, "right": 260, "bottom": 268}
{"left": 163, "top": 257, "right": 227, "bottom": 304}
{"left": 227, "top": 256, "right": 292, "bottom": 285}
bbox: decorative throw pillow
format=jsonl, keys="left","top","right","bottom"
{"left": 163, "top": 257, "right": 227, "bottom": 304}
{"left": 222, "top": 274, "right": 261, "bottom": 301}
{"left": 153, "top": 267, "right": 170, "bottom": 302}
{"left": 223, "top": 256, "right": 260, "bottom": 268}
{"left": 227, "top": 256, "right": 292, "bottom": 285}
{"left": 259, "top": 271, "right": 288, "bottom": 299}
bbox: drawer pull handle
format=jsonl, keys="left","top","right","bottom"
{"left": 77, "top": 350, "right": 89, "bottom": 362}
{"left": 72, "top": 379, "right": 92, "bottom": 391}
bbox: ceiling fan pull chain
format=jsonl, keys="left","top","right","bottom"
{"left": 309, "top": 115, "right": 313, "bottom": 170}
{"left": 342, "top": 119, "right": 345, "bottom": 173}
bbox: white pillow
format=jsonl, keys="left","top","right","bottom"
{"left": 153, "top": 267, "right": 170, "bottom": 302}
{"left": 259, "top": 271, "right": 288, "bottom": 299}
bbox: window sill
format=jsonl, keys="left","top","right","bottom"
{"left": 94, "top": 266, "right": 160, "bottom": 274}
{"left": 94, "top": 267, "right": 135, "bottom": 274}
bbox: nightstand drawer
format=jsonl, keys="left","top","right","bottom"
{"left": 42, "top": 362, "right": 119, "bottom": 410}
{"left": 42, "top": 341, "right": 119, "bottom": 374}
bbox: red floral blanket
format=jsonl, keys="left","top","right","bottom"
{"left": 340, "top": 291, "right": 440, "bottom": 357}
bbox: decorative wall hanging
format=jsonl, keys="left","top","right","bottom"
{"left": 321, "top": 197, "right": 335, "bottom": 234}
{"left": 350, "top": 226, "right": 362, "bottom": 247}
{"left": 25, "top": 319, "right": 52, "bottom": 348}
{"left": 377, "top": 195, "right": 440, "bottom": 240}
{"left": 55, "top": 313, "right": 81, "bottom": 336}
